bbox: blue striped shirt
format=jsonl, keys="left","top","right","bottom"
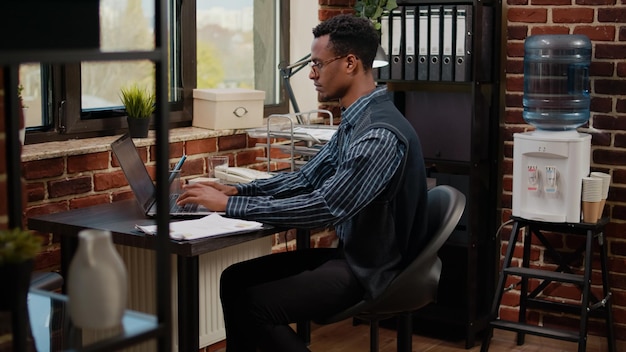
{"left": 227, "top": 87, "right": 405, "bottom": 239}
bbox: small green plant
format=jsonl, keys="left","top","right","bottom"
{"left": 0, "top": 228, "right": 43, "bottom": 265}
{"left": 354, "top": 0, "right": 398, "bottom": 31}
{"left": 17, "top": 84, "right": 28, "bottom": 109}
{"left": 119, "top": 84, "right": 155, "bottom": 119}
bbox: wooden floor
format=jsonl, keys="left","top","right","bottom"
{"left": 306, "top": 318, "right": 615, "bottom": 352}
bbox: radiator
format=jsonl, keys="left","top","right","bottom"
{"left": 116, "top": 236, "right": 272, "bottom": 351}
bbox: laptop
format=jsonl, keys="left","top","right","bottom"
{"left": 111, "top": 134, "right": 213, "bottom": 218}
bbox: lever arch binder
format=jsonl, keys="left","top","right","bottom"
{"left": 454, "top": 5, "right": 472, "bottom": 82}
{"left": 428, "top": 5, "right": 442, "bottom": 81}
{"left": 441, "top": 5, "right": 455, "bottom": 81}
{"left": 391, "top": 7, "right": 403, "bottom": 80}
{"left": 379, "top": 11, "right": 391, "bottom": 80}
{"left": 417, "top": 6, "right": 429, "bottom": 80}
{"left": 404, "top": 6, "right": 417, "bottom": 80}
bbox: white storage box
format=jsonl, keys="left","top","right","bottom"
{"left": 193, "top": 88, "right": 265, "bottom": 130}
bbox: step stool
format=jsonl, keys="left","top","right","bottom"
{"left": 481, "top": 216, "right": 615, "bottom": 352}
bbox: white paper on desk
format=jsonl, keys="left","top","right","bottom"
{"left": 135, "top": 214, "right": 263, "bottom": 240}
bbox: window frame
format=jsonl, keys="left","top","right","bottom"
{"left": 26, "top": 0, "right": 290, "bottom": 144}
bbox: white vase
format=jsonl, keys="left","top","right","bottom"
{"left": 68, "top": 229, "right": 128, "bottom": 329}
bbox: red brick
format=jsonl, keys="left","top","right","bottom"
{"left": 589, "top": 130, "right": 612, "bottom": 146}
{"left": 618, "top": 62, "right": 626, "bottom": 77}
{"left": 508, "top": 26, "right": 529, "bottom": 40}
{"left": 530, "top": 25, "right": 571, "bottom": 35}
{"left": 235, "top": 148, "right": 266, "bottom": 166}
{"left": 574, "top": 25, "right": 616, "bottom": 41}
{"left": 591, "top": 61, "right": 615, "bottom": 76}
{"left": 598, "top": 7, "right": 626, "bottom": 22}
{"left": 593, "top": 149, "right": 626, "bottom": 165}
{"left": 507, "top": 8, "right": 548, "bottom": 23}
{"left": 595, "top": 78, "right": 626, "bottom": 94}
{"left": 67, "top": 152, "right": 109, "bottom": 173}
{"left": 552, "top": 8, "right": 595, "bottom": 23}
{"left": 591, "top": 97, "right": 613, "bottom": 114}
{"left": 112, "top": 146, "right": 148, "bottom": 167}
{"left": 24, "top": 201, "right": 69, "bottom": 219}
{"left": 616, "top": 133, "right": 626, "bottom": 147}
{"left": 532, "top": 0, "right": 571, "bottom": 5}
{"left": 182, "top": 157, "right": 205, "bottom": 178}
{"left": 26, "top": 182, "right": 46, "bottom": 202}
{"left": 218, "top": 133, "right": 248, "bottom": 151}
{"left": 149, "top": 142, "right": 183, "bottom": 162}
{"left": 185, "top": 137, "right": 217, "bottom": 155}
{"left": 595, "top": 44, "right": 626, "bottom": 59}
{"left": 48, "top": 176, "right": 92, "bottom": 198}
{"left": 94, "top": 170, "right": 128, "bottom": 191}
{"left": 318, "top": 8, "right": 355, "bottom": 21}
{"left": 23, "top": 158, "right": 64, "bottom": 180}
{"left": 506, "top": 42, "right": 525, "bottom": 58}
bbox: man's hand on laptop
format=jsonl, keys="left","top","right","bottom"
{"left": 178, "top": 183, "right": 234, "bottom": 212}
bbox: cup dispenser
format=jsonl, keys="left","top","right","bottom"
{"left": 512, "top": 130, "right": 590, "bottom": 223}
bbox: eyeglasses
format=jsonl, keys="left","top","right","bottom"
{"left": 309, "top": 55, "right": 348, "bottom": 75}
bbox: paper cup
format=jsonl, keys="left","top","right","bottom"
{"left": 582, "top": 201, "right": 602, "bottom": 223}
{"left": 581, "top": 177, "right": 602, "bottom": 202}
{"left": 590, "top": 172, "right": 611, "bottom": 199}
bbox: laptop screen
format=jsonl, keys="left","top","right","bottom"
{"left": 111, "top": 134, "right": 155, "bottom": 212}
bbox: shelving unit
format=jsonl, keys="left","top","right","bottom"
{"left": 380, "top": 0, "right": 502, "bottom": 348}
{"left": 2, "top": 1, "right": 172, "bottom": 350}
{"left": 248, "top": 109, "right": 336, "bottom": 171}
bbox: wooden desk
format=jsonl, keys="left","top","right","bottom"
{"left": 28, "top": 199, "right": 280, "bottom": 352}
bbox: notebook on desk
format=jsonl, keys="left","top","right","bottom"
{"left": 111, "top": 134, "right": 213, "bottom": 218}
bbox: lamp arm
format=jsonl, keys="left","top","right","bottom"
{"left": 279, "top": 53, "right": 311, "bottom": 117}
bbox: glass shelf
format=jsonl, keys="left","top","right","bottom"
{"left": 27, "top": 289, "right": 161, "bottom": 351}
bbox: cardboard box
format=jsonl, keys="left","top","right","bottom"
{"left": 193, "top": 88, "right": 265, "bottom": 130}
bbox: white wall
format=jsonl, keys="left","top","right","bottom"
{"left": 288, "top": 1, "right": 318, "bottom": 113}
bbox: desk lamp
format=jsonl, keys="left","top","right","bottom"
{"left": 279, "top": 44, "right": 389, "bottom": 118}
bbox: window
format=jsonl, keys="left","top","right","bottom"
{"left": 20, "top": 0, "right": 289, "bottom": 144}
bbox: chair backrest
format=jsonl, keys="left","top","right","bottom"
{"left": 318, "top": 185, "right": 466, "bottom": 322}
{"left": 361, "top": 185, "right": 466, "bottom": 314}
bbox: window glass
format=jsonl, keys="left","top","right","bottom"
{"left": 19, "top": 64, "right": 44, "bottom": 129}
{"left": 82, "top": 0, "right": 156, "bottom": 111}
{"left": 197, "top": 0, "right": 280, "bottom": 105}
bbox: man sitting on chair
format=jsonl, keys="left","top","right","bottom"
{"left": 177, "top": 14, "right": 428, "bottom": 352}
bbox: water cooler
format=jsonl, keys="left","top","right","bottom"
{"left": 512, "top": 34, "right": 592, "bottom": 223}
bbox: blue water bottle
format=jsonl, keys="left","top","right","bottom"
{"left": 523, "top": 34, "right": 592, "bottom": 130}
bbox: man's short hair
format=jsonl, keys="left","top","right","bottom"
{"left": 312, "top": 14, "right": 379, "bottom": 71}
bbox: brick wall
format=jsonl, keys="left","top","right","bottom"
{"left": 502, "top": 0, "right": 626, "bottom": 342}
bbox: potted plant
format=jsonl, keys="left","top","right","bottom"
{"left": 0, "top": 228, "right": 42, "bottom": 310}
{"left": 119, "top": 84, "right": 155, "bottom": 138}
{"left": 0, "top": 228, "right": 43, "bottom": 306}
{"left": 0, "top": 228, "right": 42, "bottom": 349}
{"left": 354, "top": 0, "right": 398, "bottom": 31}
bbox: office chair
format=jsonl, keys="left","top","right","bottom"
{"left": 315, "top": 185, "right": 466, "bottom": 352}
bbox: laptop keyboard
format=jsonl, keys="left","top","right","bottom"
{"left": 169, "top": 194, "right": 198, "bottom": 214}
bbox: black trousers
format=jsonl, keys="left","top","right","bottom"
{"left": 219, "top": 248, "right": 365, "bottom": 352}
